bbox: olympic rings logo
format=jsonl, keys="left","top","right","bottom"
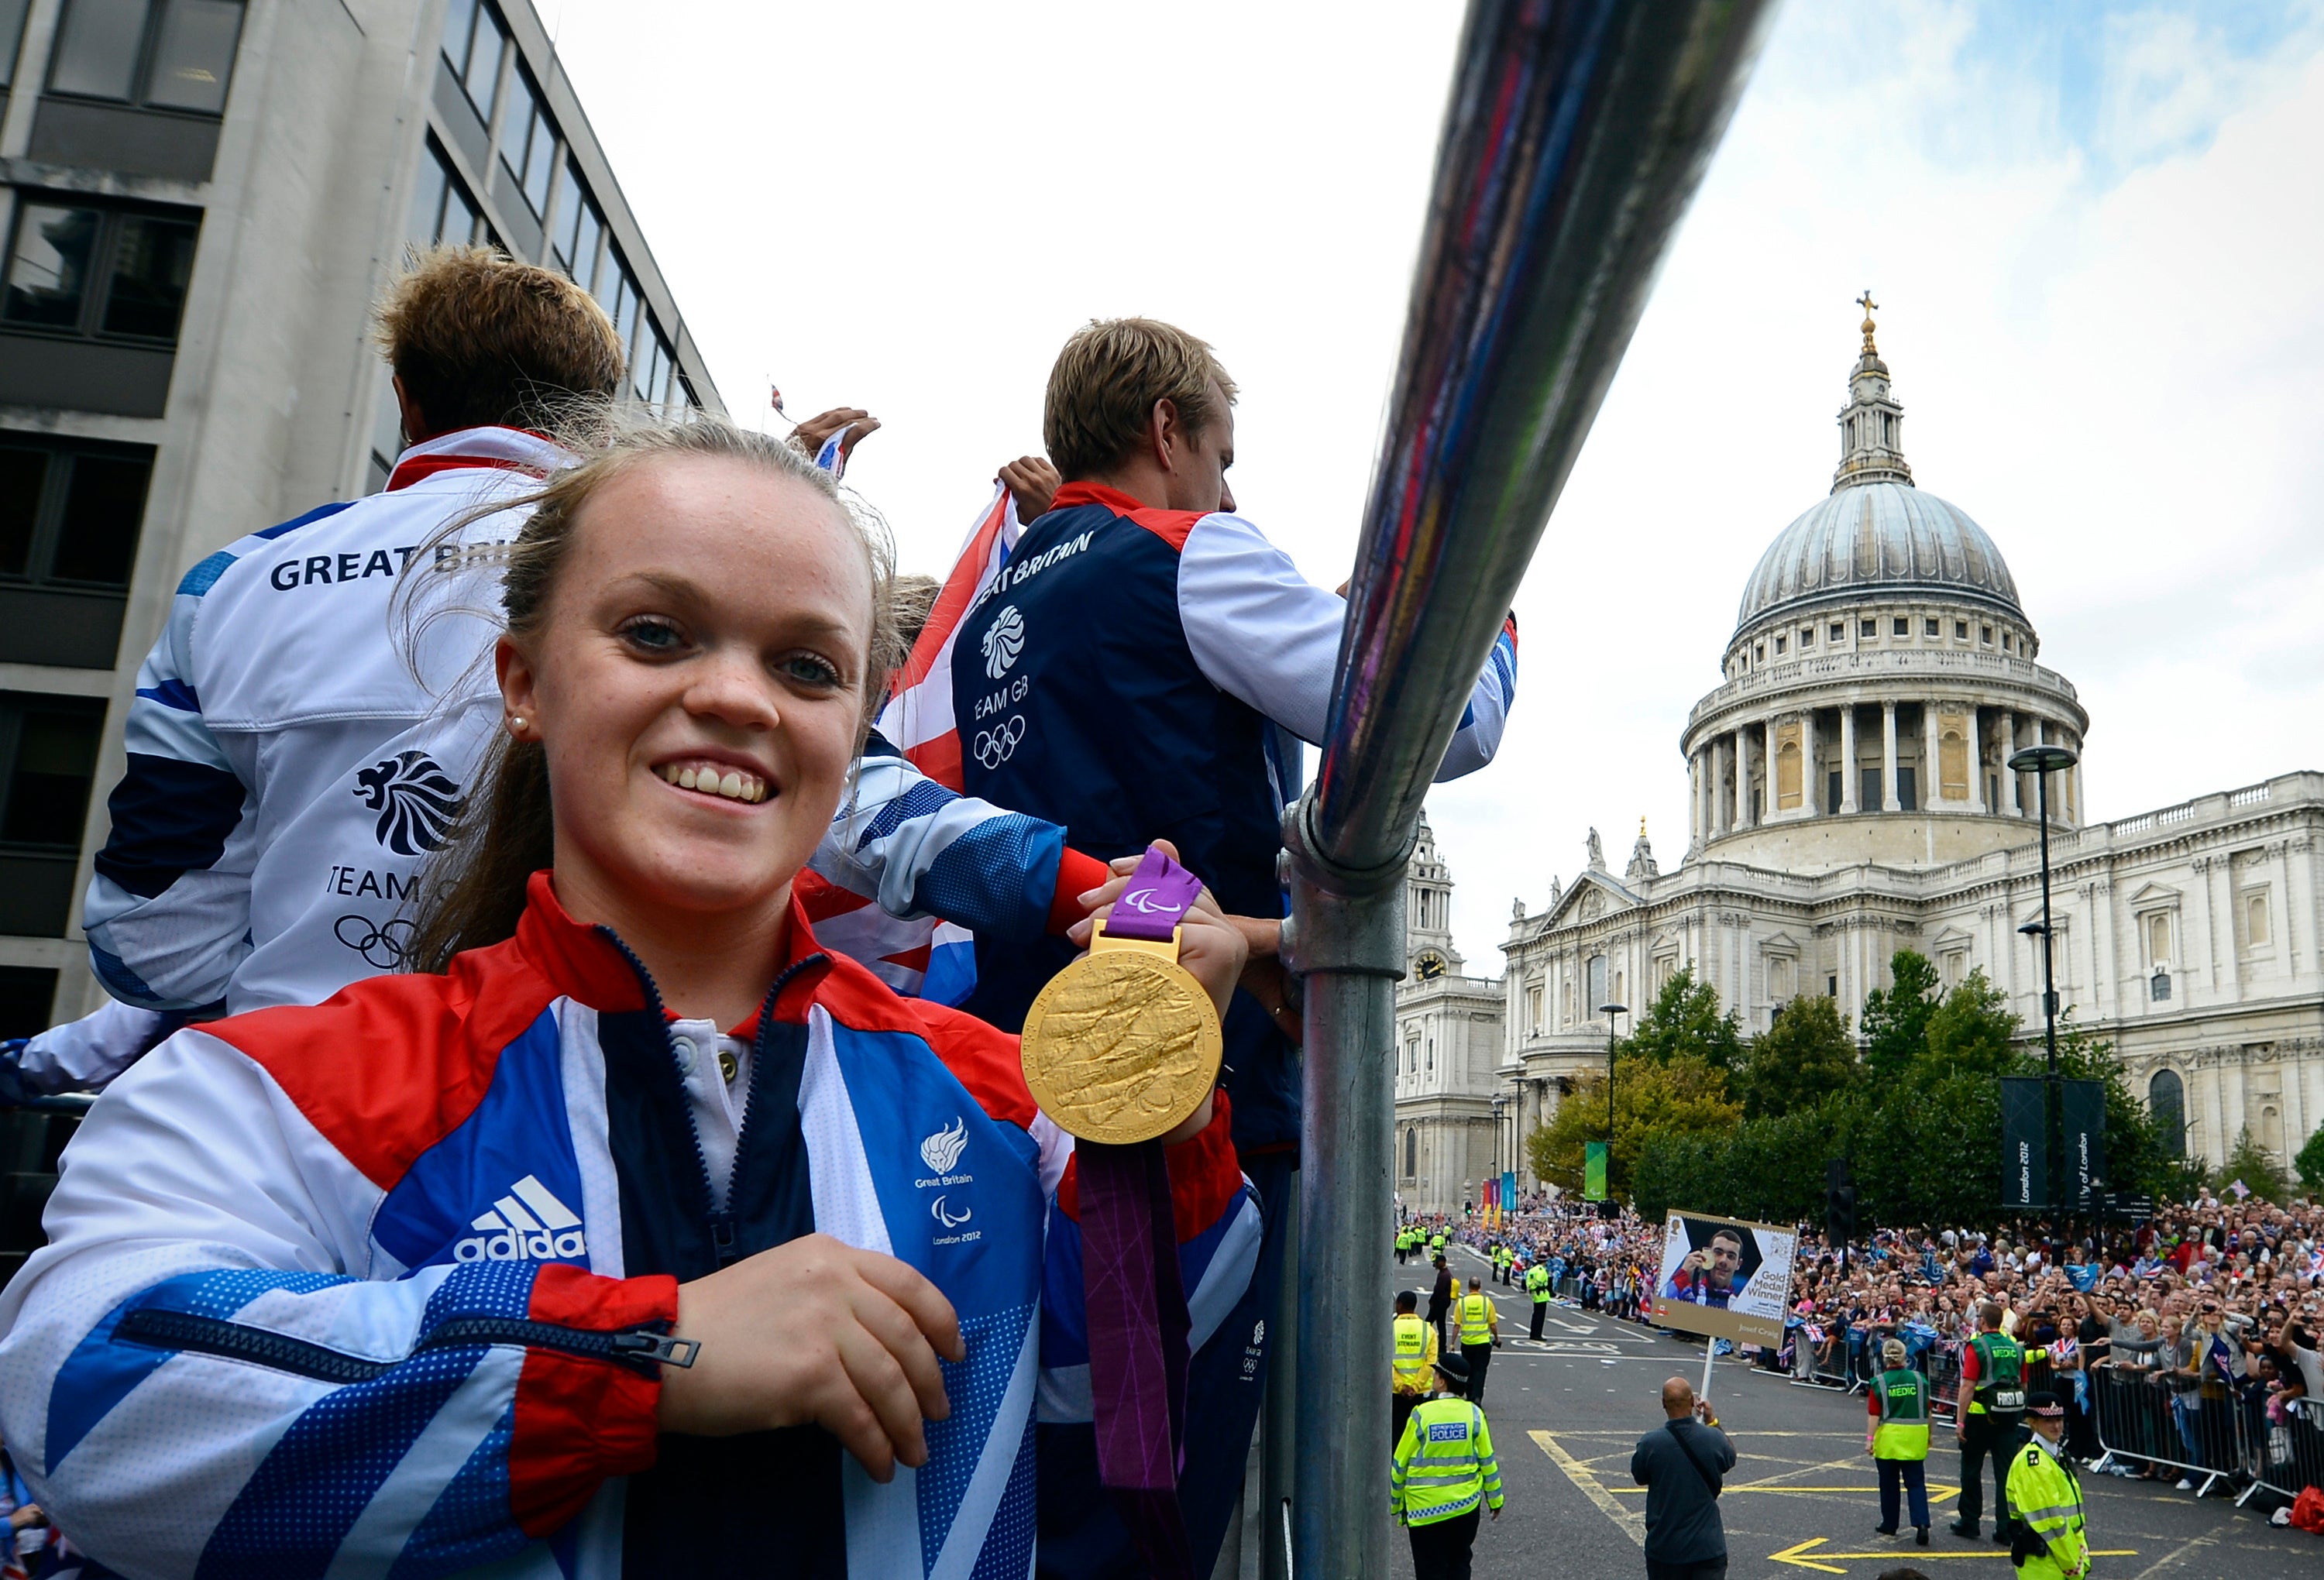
{"left": 335, "top": 913, "right": 417, "bottom": 970}
{"left": 975, "top": 715, "right": 1026, "bottom": 769}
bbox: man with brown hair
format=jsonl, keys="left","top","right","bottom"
{"left": 952, "top": 316, "right": 1517, "bottom": 1572}
{"left": 80, "top": 247, "right": 1101, "bottom": 1037}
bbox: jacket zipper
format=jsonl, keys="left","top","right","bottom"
{"left": 113, "top": 1307, "right": 698, "bottom": 1382}
{"left": 596, "top": 929, "right": 823, "bottom": 1269}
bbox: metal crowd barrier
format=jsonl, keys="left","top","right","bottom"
{"left": 2085, "top": 1368, "right": 2287, "bottom": 1502}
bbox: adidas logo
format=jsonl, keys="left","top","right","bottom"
{"left": 452, "top": 1174, "right": 588, "bottom": 1264}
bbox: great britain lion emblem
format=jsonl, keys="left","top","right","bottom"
{"left": 353, "top": 750, "right": 462, "bottom": 855}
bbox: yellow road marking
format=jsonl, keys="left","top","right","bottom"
{"left": 1769, "top": 1537, "right": 2138, "bottom": 1572}
{"left": 1529, "top": 1430, "right": 1645, "bottom": 1549}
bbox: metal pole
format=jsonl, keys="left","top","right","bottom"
{"left": 2035, "top": 764, "right": 2061, "bottom": 1224}
{"left": 1279, "top": 4, "right": 1778, "bottom": 1574}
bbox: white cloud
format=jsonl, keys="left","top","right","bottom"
{"left": 545, "top": 1, "right": 2324, "bottom": 977}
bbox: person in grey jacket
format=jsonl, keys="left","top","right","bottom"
{"left": 1631, "top": 1376, "right": 1737, "bottom": 1580}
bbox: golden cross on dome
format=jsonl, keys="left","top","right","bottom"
{"left": 1639, "top": 816, "right": 1648, "bottom": 838}
{"left": 1856, "top": 290, "right": 1879, "bottom": 352}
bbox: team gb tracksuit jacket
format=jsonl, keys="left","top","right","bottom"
{"left": 0, "top": 874, "right": 1259, "bottom": 1578}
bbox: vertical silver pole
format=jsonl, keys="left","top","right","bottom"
{"left": 1280, "top": 3, "right": 1779, "bottom": 1573}
{"left": 1260, "top": 1168, "right": 1300, "bottom": 1580}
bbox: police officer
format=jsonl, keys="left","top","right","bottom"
{"left": 2005, "top": 1394, "right": 2089, "bottom": 1580}
{"left": 1397, "top": 1226, "right": 1412, "bottom": 1266}
{"left": 1430, "top": 1226, "right": 1448, "bottom": 1260}
{"left": 1866, "top": 1338, "right": 1933, "bottom": 1546}
{"left": 1456, "top": 1276, "right": 1501, "bottom": 1403}
{"left": 1428, "top": 1255, "right": 1456, "bottom": 1352}
{"left": 1391, "top": 1354, "right": 1503, "bottom": 1580}
{"left": 1526, "top": 1258, "right": 1552, "bottom": 1341}
{"left": 1393, "top": 1289, "right": 1439, "bottom": 1446}
{"left": 1951, "top": 1300, "right": 2049, "bottom": 1544}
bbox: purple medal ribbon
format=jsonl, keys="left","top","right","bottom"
{"left": 1079, "top": 847, "right": 1205, "bottom": 1578}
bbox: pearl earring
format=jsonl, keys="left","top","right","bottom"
{"left": 508, "top": 716, "right": 526, "bottom": 735}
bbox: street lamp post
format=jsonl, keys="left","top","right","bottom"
{"left": 1600, "top": 1001, "right": 1628, "bottom": 1201}
{"left": 2009, "top": 742, "right": 2079, "bottom": 1222}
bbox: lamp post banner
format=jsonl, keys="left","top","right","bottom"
{"left": 1583, "top": 1142, "right": 1609, "bottom": 1201}
{"left": 2062, "top": 1078, "right": 2106, "bottom": 1209}
{"left": 1503, "top": 1169, "right": 1518, "bottom": 1216}
{"left": 2001, "top": 1077, "right": 2048, "bottom": 1209}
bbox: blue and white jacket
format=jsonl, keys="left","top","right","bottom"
{"left": 0, "top": 875, "right": 1259, "bottom": 1578}
{"left": 84, "top": 428, "right": 1098, "bottom": 1021}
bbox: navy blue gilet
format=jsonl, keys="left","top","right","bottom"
{"left": 952, "top": 483, "right": 1297, "bottom": 1152}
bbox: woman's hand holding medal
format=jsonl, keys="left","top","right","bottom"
{"left": 1066, "top": 842, "right": 1248, "bottom": 1023}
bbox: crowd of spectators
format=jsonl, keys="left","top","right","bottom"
{"left": 1408, "top": 1185, "right": 2324, "bottom": 1504}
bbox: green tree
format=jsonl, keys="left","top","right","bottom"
{"left": 2216, "top": 1125, "right": 2291, "bottom": 1204}
{"left": 1923, "top": 969, "right": 2018, "bottom": 1077}
{"left": 1733, "top": 995, "right": 1860, "bottom": 1120}
{"left": 2297, "top": 1125, "right": 2324, "bottom": 1195}
{"left": 1861, "top": 951, "right": 1940, "bottom": 1080}
{"left": 1525, "top": 1054, "right": 1739, "bottom": 1204}
{"left": 1618, "top": 967, "right": 1745, "bottom": 1070}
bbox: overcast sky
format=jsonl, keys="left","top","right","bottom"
{"left": 545, "top": 0, "right": 2324, "bottom": 975}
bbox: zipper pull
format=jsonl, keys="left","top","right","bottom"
{"left": 611, "top": 1329, "right": 701, "bottom": 1370}
{"left": 710, "top": 1214, "right": 738, "bottom": 1266}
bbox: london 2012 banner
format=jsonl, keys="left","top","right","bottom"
{"left": 1651, "top": 1212, "right": 1799, "bottom": 1348}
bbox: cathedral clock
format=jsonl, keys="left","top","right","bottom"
{"left": 1413, "top": 950, "right": 1448, "bottom": 982}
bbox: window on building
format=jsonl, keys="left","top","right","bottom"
{"left": 1404, "top": 1126, "right": 1417, "bottom": 1179}
{"left": 406, "top": 136, "right": 489, "bottom": 249}
{"left": 1773, "top": 634, "right": 1786, "bottom": 654}
{"left": 1425, "top": 1038, "right": 1433, "bottom": 1073}
{"left": 0, "top": 692, "right": 104, "bottom": 853}
{"left": 2147, "top": 1069, "right": 2185, "bottom": 1158}
{"left": 2143, "top": 911, "right": 2170, "bottom": 967}
{"left": 46, "top": 0, "right": 243, "bottom": 113}
{"left": 1896, "top": 764, "right": 1917, "bottom": 812}
{"left": 1981, "top": 625, "right": 1993, "bottom": 644}
{"left": 440, "top": 0, "right": 504, "bottom": 121}
{"left": 1941, "top": 950, "right": 1965, "bottom": 988}
{"left": 1769, "top": 954, "right": 1794, "bottom": 1000}
{"left": 1923, "top": 617, "right": 1939, "bottom": 637}
{"left": 1, "top": 0, "right": 35, "bottom": 88}
{"left": 1586, "top": 954, "right": 1605, "bottom": 1011}
{"left": 2, "top": 201, "right": 200, "bottom": 346}
{"left": 1800, "top": 627, "right": 1813, "bottom": 647}
{"left": 1954, "top": 620, "right": 1968, "bottom": 641}
{"left": 0, "top": 438, "right": 151, "bottom": 592}
{"left": 1893, "top": 617, "right": 1908, "bottom": 637}
{"left": 1861, "top": 618, "right": 1876, "bottom": 638}
{"left": 1831, "top": 621, "right": 1845, "bottom": 642}
{"left": 1525, "top": 984, "right": 1542, "bottom": 1033}
{"left": 497, "top": 67, "right": 557, "bottom": 218}
{"left": 552, "top": 160, "right": 604, "bottom": 290}
{"left": 0, "top": 965, "right": 57, "bottom": 1037}
{"left": 1827, "top": 974, "right": 1838, "bottom": 997}
{"left": 2243, "top": 889, "right": 2271, "bottom": 952}
{"left": 1654, "top": 956, "right": 1674, "bottom": 990}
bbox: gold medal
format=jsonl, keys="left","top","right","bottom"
{"left": 1021, "top": 919, "right": 1223, "bottom": 1145}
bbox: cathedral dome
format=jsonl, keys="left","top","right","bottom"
{"left": 1735, "top": 481, "right": 2023, "bottom": 633}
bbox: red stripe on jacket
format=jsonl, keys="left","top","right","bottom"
{"left": 1048, "top": 479, "right": 1207, "bottom": 553}
{"left": 510, "top": 1265, "right": 676, "bottom": 1537}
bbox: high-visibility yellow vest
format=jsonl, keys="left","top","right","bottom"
{"left": 1391, "top": 1396, "right": 1504, "bottom": 1527}
{"left": 1429, "top": 1233, "right": 1446, "bottom": 1254}
{"left": 1456, "top": 1292, "right": 1495, "bottom": 1346}
{"left": 2005, "top": 1437, "right": 2088, "bottom": 1580}
{"left": 1525, "top": 1264, "right": 1550, "bottom": 1303}
{"left": 1872, "top": 1368, "right": 1930, "bottom": 1460}
{"left": 1392, "top": 1312, "right": 1437, "bottom": 1393}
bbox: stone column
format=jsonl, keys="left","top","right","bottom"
{"left": 1923, "top": 700, "right": 1943, "bottom": 806}
{"left": 1968, "top": 708, "right": 1987, "bottom": 812}
{"left": 1734, "top": 728, "right": 1752, "bottom": 830}
{"left": 1803, "top": 710, "right": 1820, "bottom": 817}
{"left": 1763, "top": 716, "right": 1779, "bottom": 823}
{"left": 2000, "top": 711, "right": 2021, "bottom": 815}
{"left": 1881, "top": 701, "right": 1901, "bottom": 811}
{"left": 1839, "top": 704, "right": 1859, "bottom": 813}
{"left": 1713, "top": 737, "right": 1730, "bottom": 836}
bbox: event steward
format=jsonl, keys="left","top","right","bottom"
{"left": 1393, "top": 1289, "right": 1439, "bottom": 1446}
{"left": 1456, "top": 1276, "right": 1500, "bottom": 1403}
{"left": 0, "top": 418, "right": 1260, "bottom": 1577}
{"left": 1867, "top": 1338, "right": 1933, "bottom": 1545}
{"left": 81, "top": 246, "right": 1105, "bottom": 1032}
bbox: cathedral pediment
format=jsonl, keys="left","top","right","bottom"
{"left": 1542, "top": 870, "right": 1640, "bottom": 930}
{"left": 1930, "top": 923, "right": 1975, "bottom": 950}
{"left": 2126, "top": 881, "right": 2182, "bottom": 909}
